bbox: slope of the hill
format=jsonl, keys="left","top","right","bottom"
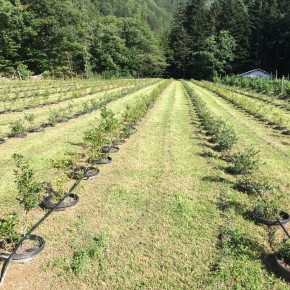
{"left": 0, "top": 0, "right": 176, "bottom": 77}
{"left": 93, "top": 0, "right": 178, "bottom": 31}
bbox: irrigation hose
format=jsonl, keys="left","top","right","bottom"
{"left": 276, "top": 218, "right": 290, "bottom": 239}
{"left": 0, "top": 167, "right": 90, "bottom": 287}
{"left": 0, "top": 82, "right": 167, "bottom": 287}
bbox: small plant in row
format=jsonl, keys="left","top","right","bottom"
{"left": 183, "top": 82, "right": 238, "bottom": 152}
{"left": 194, "top": 80, "right": 290, "bottom": 133}
{"left": 0, "top": 154, "right": 45, "bottom": 261}
{"left": 0, "top": 79, "right": 170, "bottom": 266}
{"left": 216, "top": 75, "right": 290, "bottom": 99}
{"left": 5, "top": 81, "right": 155, "bottom": 139}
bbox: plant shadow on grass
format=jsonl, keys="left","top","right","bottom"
{"left": 69, "top": 142, "right": 84, "bottom": 147}
{"left": 242, "top": 210, "right": 255, "bottom": 223}
{"left": 281, "top": 141, "right": 290, "bottom": 146}
{"left": 202, "top": 176, "right": 231, "bottom": 184}
{"left": 260, "top": 253, "right": 286, "bottom": 282}
{"left": 189, "top": 120, "right": 200, "bottom": 126}
{"left": 199, "top": 151, "right": 217, "bottom": 158}
{"left": 197, "top": 142, "right": 215, "bottom": 151}
{"left": 217, "top": 198, "right": 245, "bottom": 215}
{"left": 191, "top": 136, "right": 206, "bottom": 141}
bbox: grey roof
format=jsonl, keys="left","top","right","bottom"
{"left": 238, "top": 68, "right": 272, "bottom": 77}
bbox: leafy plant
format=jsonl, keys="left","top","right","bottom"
{"left": 24, "top": 113, "right": 37, "bottom": 130}
{"left": 213, "top": 124, "right": 237, "bottom": 152}
{"left": 13, "top": 154, "right": 42, "bottom": 212}
{"left": 9, "top": 119, "right": 26, "bottom": 135}
{"left": 253, "top": 197, "right": 281, "bottom": 220}
{"left": 219, "top": 225, "right": 260, "bottom": 257}
{"left": 278, "top": 239, "right": 290, "bottom": 265}
{"left": 229, "top": 148, "right": 260, "bottom": 174}
{"left": 48, "top": 108, "right": 62, "bottom": 125}
{"left": 47, "top": 175, "right": 69, "bottom": 203}
{"left": 83, "top": 126, "right": 105, "bottom": 162}
{"left": 234, "top": 176, "right": 274, "bottom": 196}
{"left": 100, "top": 106, "right": 119, "bottom": 147}
{"left": 51, "top": 154, "right": 76, "bottom": 178}
{"left": 0, "top": 213, "right": 20, "bottom": 251}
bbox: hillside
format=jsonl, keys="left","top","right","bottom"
{"left": 0, "top": 0, "right": 176, "bottom": 77}
{"left": 93, "top": 0, "right": 177, "bottom": 31}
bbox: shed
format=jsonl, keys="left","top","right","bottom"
{"left": 238, "top": 68, "right": 272, "bottom": 79}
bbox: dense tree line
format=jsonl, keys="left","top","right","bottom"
{"left": 1, "top": 0, "right": 289, "bottom": 80}
{"left": 167, "top": 0, "right": 290, "bottom": 79}
{"left": 0, "top": 0, "right": 176, "bottom": 78}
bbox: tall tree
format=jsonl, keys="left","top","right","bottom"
{"left": 167, "top": 1, "right": 190, "bottom": 78}
{"left": 0, "top": 0, "right": 23, "bottom": 74}
{"left": 210, "top": 0, "right": 251, "bottom": 72}
{"left": 184, "top": 0, "right": 213, "bottom": 51}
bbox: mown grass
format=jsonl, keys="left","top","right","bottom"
{"left": 0, "top": 80, "right": 289, "bottom": 289}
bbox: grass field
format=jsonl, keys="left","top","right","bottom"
{"left": 0, "top": 79, "right": 290, "bottom": 289}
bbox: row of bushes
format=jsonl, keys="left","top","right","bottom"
{"left": 0, "top": 79, "right": 139, "bottom": 108}
{"left": 0, "top": 79, "right": 170, "bottom": 268}
{"left": 194, "top": 80, "right": 290, "bottom": 133}
{"left": 215, "top": 76, "right": 290, "bottom": 99}
{"left": 183, "top": 81, "right": 237, "bottom": 152}
{"left": 2, "top": 80, "right": 160, "bottom": 139}
{"left": 186, "top": 81, "right": 290, "bottom": 282}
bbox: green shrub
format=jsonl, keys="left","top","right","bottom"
{"left": 83, "top": 126, "right": 105, "bottom": 162}
{"left": 0, "top": 213, "right": 20, "bottom": 250}
{"left": 229, "top": 148, "right": 260, "bottom": 174}
{"left": 13, "top": 154, "right": 42, "bottom": 212}
{"left": 213, "top": 124, "right": 238, "bottom": 152}
{"left": 253, "top": 198, "right": 281, "bottom": 220}
{"left": 9, "top": 119, "right": 26, "bottom": 135}
{"left": 278, "top": 239, "right": 290, "bottom": 265}
{"left": 42, "top": 70, "right": 51, "bottom": 78}
{"left": 48, "top": 109, "right": 63, "bottom": 125}
{"left": 17, "top": 63, "right": 32, "bottom": 79}
{"left": 219, "top": 225, "right": 259, "bottom": 256}
{"left": 234, "top": 176, "right": 274, "bottom": 196}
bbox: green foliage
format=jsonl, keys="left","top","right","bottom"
{"left": 42, "top": 70, "right": 51, "bottom": 78}
{"left": 253, "top": 197, "right": 282, "bottom": 220}
{"left": 219, "top": 76, "right": 290, "bottom": 99}
{"left": 229, "top": 148, "right": 260, "bottom": 174}
{"left": 235, "top": 176, "right": 274, "bottom": 196}
{"left": 213, "top": 123, "right": 237, "bottom": 152}
{"left": 48, "top": 109, "right": 64, "bottom": 125}
{"left": 24, "top": 113, "right": 36, "bottom": 124}
{"left": 278, "top": 239, "right": 290, "bottom": 265}
{"left": 167, "top": 0, "right": 290, "bottom": 78}
{"left": 219, "top": 225, "right": 260, "bottom": 257}
{"left": 100, "top": 106, "right": 119, "bottom": 144}
{"left": 9, "top": 119, "right": 26, "bottom": 135}
{"left": 90, "top": 17, "right": 167, "bottom": 77}
{"left": 0, "top": 213, "right": 20, "bottom": 250}
{"left": 70, "top": 235, "right": 106, "bottom": 275}
{"left": 83, "top": 127, "right": 105, "bottom": 162}
{"left": 183, "top": 82, "right": 237, "bottom": 152}
{"left": 13, "top": 154, "right": 42, "bottom": 212}
{"left": 0, "top": 0, "right": 23, "bottom": 74}
{"left": 0, "top": 0, "right": 171, "bottom": 77}
{"left": 17, "top": 63, "right": 32, "bottom": 79}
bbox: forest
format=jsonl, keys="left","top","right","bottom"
{"left": 0, "top": 0, "right": 290, "bottom": 79}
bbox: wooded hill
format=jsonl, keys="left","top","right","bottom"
{"left": 1, "top": 0, "right": 290, "bottom": 79}
{"left": 0, "top": 0, "right": 176, "bottom": 78}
